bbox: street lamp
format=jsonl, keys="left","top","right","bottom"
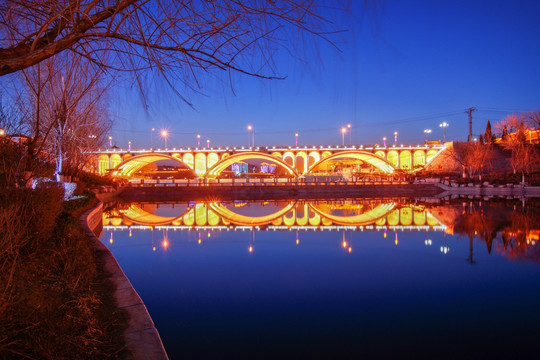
{"left": 206, "top": 139, "right": 210, "bottom": 149}
{"left": 347, "top": 124, "right": 352, "bottom": 145}
{"left": 341, "top": 127, "right": 347, "bottom": 146}
{"left": 161, "top": 130, "right": 168, "bottom": 149}
{"left": 394, "top": 131, "right": 398, "bottom": 146}
{"left": 128, "top": 141, "right": 131, "bottom": 152}
{"left": 439, "top": 122, "right": 449, "bottom": 142}
{"left": 108, "top": 136, "right": 112, "bottom": 147}
{"left": 151, "top": 128, "right": 155, "bottom": 150}
{"left": 0, "top": 129, "right": 5, "bottom": 137}
{"left": 295, "top": 133, "right": 298, "bottom": 146}
{"left": 424, "top": 129, "right": 432, "bottom": 142}
{"left": 197, "top": 134, "right": 201, "bottom": 147}
{"left": 247, "top": 125, "right": 254, "bottom": 147}
{"left": 383, "top": 136, "right": 387, "bottom": 147}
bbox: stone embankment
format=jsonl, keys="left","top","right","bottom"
{"left": 415, "top": 178, "right": 540, "bottom": 198}
{"left": 119, "top": 183, "right": 445, "bottom": 201}
{"left": 82, "top": 194, "right": 168, "bottom": 360}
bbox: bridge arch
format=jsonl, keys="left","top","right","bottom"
{"left": 413, "top": 150, "right": 426, "bottom": 168}
{"left": 282, "top": 151, "right": 295, "bottom": 167}
{"left": 119, "top": 204, "right": 192, "bottom": 226}
{"left": 387, "top": 150, "right": 399, "bottom": 168}
{"left": 307, "top": 150, "right": 395, "bottom": 174}
{"left": 399, "top": 151, "right": 412, "bottom": 170}
{"left": 308, "top": 151, "right": 320, "bottom": 168}
{"left": 110, "top": 154, "right": 122, "bottom": 169}
{"left": 113, "top": 153, "right": 196, "bottom": 178}
{"left": 208, "top": 202, "right": 296, "bottom": 226}
{"left": 309, "top": 203, "right": 397, "bottom": 226}
{"left": 205, "top": 151, "right": 299, "bottom": 179}
{"left": 295, "top": 151, "right": 308, "bottom": 174}
{"left": 182, "top": 153, "right": 194, "bottom": 170}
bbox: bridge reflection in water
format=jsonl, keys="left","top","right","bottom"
{"left": 103, "top": 199, "right": 445, "bottom": 231}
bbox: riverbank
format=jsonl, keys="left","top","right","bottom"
{"left": 0, "top": 188, "right": 129, "bottom": 359}
{"left": 419, "top": 180, "right": 540, "bottom": 198}
{"left": 82, "top": 199, "right": 168, "bottom": 360}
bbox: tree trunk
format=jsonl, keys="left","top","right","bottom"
{"left": 55, "top": 131, "right": 62, "bottom": 182}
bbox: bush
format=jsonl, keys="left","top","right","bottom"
{"left": 0, "top": 187, "right": 128, "bottom": 359}
{"left": 0, "top": 186, "right": 64, "bottom": 257}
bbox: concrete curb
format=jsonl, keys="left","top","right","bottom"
{"left": 80, "top": 201, "right": 168, "bottom": 360}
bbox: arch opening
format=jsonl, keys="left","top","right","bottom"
{"left": 113, "top": 153, "right": 197, "bottom": 179}
{"left": 205, "top": 152, "right": 298, "bottom": 179}
{"left": 307, "top": 150, "right": 395, "bottom": 179}
{"left": 309, "top": 202, "right": 397, "bottom": 226}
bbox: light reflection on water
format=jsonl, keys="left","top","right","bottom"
{"left": 101, "top": 199, "right": 540, "bottom": 359}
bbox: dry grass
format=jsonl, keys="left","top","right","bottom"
{"left": 0, "top": 188, "right": 130, "bottom": 359}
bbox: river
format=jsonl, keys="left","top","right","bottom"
{"left": 100, "top": 198, "right": 540, "bottom": 359}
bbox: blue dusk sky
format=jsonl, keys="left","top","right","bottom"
{"left": 110, "top": 0, "right": 540, "bottom": 149}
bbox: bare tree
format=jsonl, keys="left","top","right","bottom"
{"left": 2, "top": 52, "right": 111, "bottom": 183}
{"left": 524, "top": 110, "right": 540, "bottom": 136}
{"left": 27, "top": 55, "right": 112, "bottom": 181}
{"left": 495, "top": 114, "right": 535, "bottom": 183}
{"left": 0, "top": 1, "right": 345, "bottom": 96}
{"left": 463, "top": 141, "right": 493, "bottom": 181}
{"left": 444, "top": 141, "right": 492, "bottom": 180}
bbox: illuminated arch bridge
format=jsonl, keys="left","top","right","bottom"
{"left": 91, "top": 144, "right": 446, "bottom": 178}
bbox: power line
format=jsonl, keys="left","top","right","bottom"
{"left": 477, "top": 107, "right": 529, "bottom": 113}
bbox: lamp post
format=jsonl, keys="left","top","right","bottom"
{"left": 341, "top": 127, "right": 347, "bottom": 146}
{"left": 247, "top": 125, "right": 254, "bottom": 147}
{"left": 295, "top": 133, "right": 298, "bottom": 146}
{"left": 347, "top": 124, "right": 352, "bottom": 145}
{"left": 197, "top": 134, "right": 201, "bottom": 147}
{"left": 383, "top": 137, "right": 387, "bottom": 147}
{"left": 161, "top": 130, "right": 168, "bottom": 149}
{"left": 424, "top": 129, "right": 432, "bottom": 142}
{"left": 128, "top": 141, "right": 131, "bottom": 152}
{"left": 108, "top": 136, "right": 112, "bottom": 147}
{"left": 151, "top": 128, "right": 155, "bottom": 150}
{"left": 394, "top": 131, "right": 398, "bottom": 146}
{"left": 206, "top": 139, "right": 210, "bottom": 149}
{"left": 439, "top": 122, "right": 449, "bottom": 142}
{"left": 0, "top": 128, "right": 5, "bottom": 137}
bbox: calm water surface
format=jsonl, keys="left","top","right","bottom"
{"left": 100, "top": 199, "right": 540, "bottom": 359}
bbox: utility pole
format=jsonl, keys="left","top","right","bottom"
{"left": 466, "top": 107, "right": 476, "bottom": 142}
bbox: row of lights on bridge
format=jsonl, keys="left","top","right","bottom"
{"left": 104, "top": 122, "right": 450, "bottom": 150}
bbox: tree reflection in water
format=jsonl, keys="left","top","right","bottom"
{"left": 449, "top": 200, "right": 540, "bottom": 263}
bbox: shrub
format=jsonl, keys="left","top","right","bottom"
{"left": 0, "top": 187, "right": 128, "bottom": 359}
{"left": 0, "top": 186, "right": 64, "bottom": 256}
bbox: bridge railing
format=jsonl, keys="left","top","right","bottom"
{"left": 127, "top": 177, "right": 411, "bottom": 187}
